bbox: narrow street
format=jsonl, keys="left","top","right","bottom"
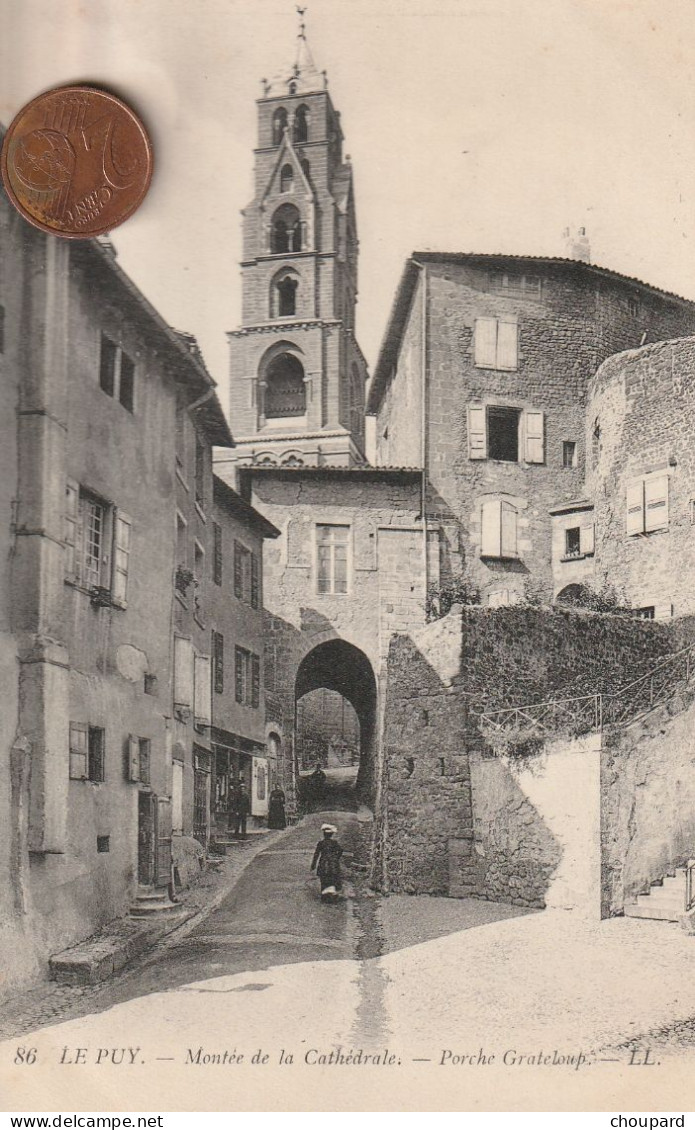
{"left": 5, "top": 790, "right": 695, "bottom": 1110}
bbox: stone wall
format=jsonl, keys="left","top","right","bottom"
{"left": 601, "top": 689, "right": 695, "bottom": 917}
{"left": 587, "top": 338, "right": 695, "bottom": 617}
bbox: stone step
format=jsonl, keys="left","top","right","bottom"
{"left": 624, "top": 903, "right": 681, "bottom": 922}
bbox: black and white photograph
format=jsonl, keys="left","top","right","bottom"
{"left": 2, "top": 0, "right": 695, "bottom": 1115}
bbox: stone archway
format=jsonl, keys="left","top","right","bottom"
{"left": 295, "top": 639, "right": 377, "bottom": 810}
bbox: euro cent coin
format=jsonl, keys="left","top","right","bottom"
{"left": 1, "top": 85, "right": 153, "bottom": 238}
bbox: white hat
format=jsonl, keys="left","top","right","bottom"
{"left": 321, "top": 823, "right": 337, "bottom": 834}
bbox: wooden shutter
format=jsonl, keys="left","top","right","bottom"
{"left": 69, "top": 721, "right": 89, "bottom": 780}
{"left": 213, "top": 522, "right": 222, "bottom": 586}
{"left": 626, "top": 479, "right": 645, "bottom": 535}
{"left": 111, "top": 510, "right": 132, "bottom": 607}
{"left": 233, "top": 541, "right": 243, "bottom": 598}
{"left": 212, "top": 630, "right": 224, "bottom": 694}
{"left": 580, "top": 523, "right": 595, "bottom": 556}
{"left": 125, "top": 734, "right": 139, "bottom": 782}
{"left": 251, "top": 655, "right": 261, "bottom": 708}
{"left": 497, "top": 319, "right": 518, "bottom": 370}
{"left": 173, "top": 636, "right": 194, "bottom": 707}
{"left": 251, "top": 553, "right": 260, "bottom": 609}
{"left": 468, "top": 406, "right": 487, "bottom": 460}
{"left": 525, "top": 411, "right": 544, "bottom": 464}
{"left": 501, "top": 501, "right": 517, "bottom": 558}
{"left": 480, "top": 499, "right": 501, "bottom": 557}
{"left": 474, "top": 318, "right": 497, "bottom": 368}
{"left": 194, "top": 654, "right": 212, "bottom": 725}
{"left": 156, "top": 796, "right": 172, "bottom": 889}
{"left": 65, "top": 480, "right": 80, "bottom": 581}
{"left": 644, "top": 475, "right": 669, "bottom": 532}
{"left": 235, "top": 647, "right": 244, "bottom": 703}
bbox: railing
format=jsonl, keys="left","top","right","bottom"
{"left": 478, "top": 642, "right": 695, "bottom": 740}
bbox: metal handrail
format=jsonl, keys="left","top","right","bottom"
{"left": 478, "top": 641, "right": 695, "bottom": 738}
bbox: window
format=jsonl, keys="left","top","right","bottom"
{"left": 264, "top": 353, "right": 306, "bottom": 417}
{"left": 474, "top": 317, "right": 518, "bottom": 370}
{"left": 97, "top": 836, "right": 110, "bottom": 853}
{"left": 195, "top": 435, "right": 206, "bottom": 509}
{"left": 64, "top": 483, "right": 132, "bottom": 606}
{"left": 275, "top": 274, "right": 298, "bottom": 317}
{"left": 487, "top": 589, "right": 510, "bottom": 607}
{"left": 563, "top": 441, "right": 577, "bottom": 469}
{"left": 489, "top": 272, "right": 541, "bottom": 299}
{"left": 271, "top": 204, "right": 302, "bottom": 253}
{"left": 480, "top": 499, "right": 518, "bottom": 559}
{"left": 176, "top": 513, "right": 187, "bottom": 569}
{"left": 194, "top": 542, "right": 205, "bottom": 623}
{"left": 272, "top": 107, "right": 288, "bottom": 144}
{"left": 69, "top": 723, "right": 105, "bottom": 781}
{"left": 212, "top": 631, "right": 224, "bottom": 694}
{"left": 562, "top": 523, "right": 594, "bottom": 560}
{"left": 294, "top": 105, "right": 309, "bottom": 143}
{"left": 627, "top": 296, "right": 640, "bottom": 317}
{"left": 99, "top": 334, "right": 135, "bottom": 411}
{"left": 487, "top": 406, "right": 520, "bottom": 462}
{"left": 234, "top": 541, "right": 251, "bottom": 600}
{"left": 280, "top": 164, "right": 294, "bottom": 192}
{"left": 235, "top": 647, "right": 261, "bottom": 707}
{"left": 125, "top": 735, "right": 151, "bottom": 783}
{"left": 212, "top": 521, "right": 222, "bottom": 585}
{"left": 175, "top": 406, "right": 186, "bottom": 472}
{"left": 0, "top": 304, "right": 5, "bottom": 353}
{"left": 627, "top": 475, "right": 669, "bottom": 535}
{"left": 317, "top": 525, "right": 349, "bottom": 594}
{"left": 468, "top": 405, "right": 543, "bottom": 464}
{"left": 634, "top": 607, "right": 655, "bottom": 620}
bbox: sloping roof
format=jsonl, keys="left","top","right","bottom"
{"left": 366, "top": 251, "right": 695, "bottom": 415}
{"left": 265, "top": 29, "right": 326, "bottom": 98}
{"left": 213, "top": 475, "right": 280, "bottom": 539}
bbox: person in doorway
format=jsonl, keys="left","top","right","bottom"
{"left": 311, "top": 823, "right": 343, "bottom": 900}
{"left": 227, "top": 776, "right": 241, "bottom": 835}
{"left": 232, "top": 780, "right": 252, "bottom": 839}
{"left": 268, "top": 783, "right": 287, "bottom": 830}
{"left": 308, "top": 762, "right": 326, "bottom": 812}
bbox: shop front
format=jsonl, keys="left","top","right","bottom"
{"left": 211, "top": 727, "right": 268, "bottom": 837}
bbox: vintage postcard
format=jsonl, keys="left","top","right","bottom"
{"left": 2, "top": 0, "right": 695, "bottom": 1115}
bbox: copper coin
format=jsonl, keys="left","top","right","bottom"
{"left": 1, "top": 85, "right": 153, "bottom": 238}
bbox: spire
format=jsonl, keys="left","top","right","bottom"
{"left": 264, "top": 8, "right": 327, "bottom": 98}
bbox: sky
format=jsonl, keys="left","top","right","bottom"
{"left": 3, "top": 0, "right": 695, "bottom": 412}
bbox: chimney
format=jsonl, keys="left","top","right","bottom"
{"left": 562, "top": 226, "right": 591, "bottom": 263}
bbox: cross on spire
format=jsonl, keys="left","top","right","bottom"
{"left": 296, "top": 6, "right": 307, "bottom": 39}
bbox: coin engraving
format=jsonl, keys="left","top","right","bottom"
{"left": 1, "top": 86, "right": 153, "bottom": 238}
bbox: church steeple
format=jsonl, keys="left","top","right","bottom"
{"left": 225, "top": 12, "right": 368, "bottom": 470}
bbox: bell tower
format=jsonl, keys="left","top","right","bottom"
{"left": 225, "top": 10, "right": 368, "bottom": 468}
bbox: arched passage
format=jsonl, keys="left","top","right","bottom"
{"left": 295, "top": 639, "right": 377, "bottom": 811}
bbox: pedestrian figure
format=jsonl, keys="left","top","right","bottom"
{"left": 308, "top": 762, "right": 326, "bottom": 812}
{"left": 268, "top": 783, "right": 287, "bottom": 830}
{"left": 227, "top": 776, "right": 241, "bottom": 835}
{"left": 311, "top": 823, "right": 343, "bottom": 900}
{"left": 232, "top": 780, "right": 251, "bottom": 839}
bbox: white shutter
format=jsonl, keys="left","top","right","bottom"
{"left": 468, "top": 405, "right": 487, "bottom": 459}
{"left": 580, "top": 523, "right": 595, "bottom": 556}
{"left": 497, "top": 319, "right": 518, "bottom": 370}
{"left": 126, "top": 734, "right": 139, "bottom": 782}
{"left": 480, "top": 499, "right": 501, "bottom": 557}
{"left": 501, "top": 501, "right": 518, "bottom": 558}
{"left": 626, "top": 479, "right": 645, "bottom": 535}
{"left": 174, "top": 636, "right": 194, "bottom": 707}
{"left": 194, "top": 653, "right": 212, "bottom": 726}
{"left": 524, "top": 410, "right": 544, "bottom": 464}
{"left": 112, "top": 511, "right": 132, "bottom": 608}
{"left": 69, "top": 721, "right": 89, "bottom": 780}
{"left": 65, "top": 480, "right": 79, "bottom": 581}
{"left": 474, "top": 318, "right": 497, "bottom": 368}
{"left": 644, "top": 475, "right": 669, "bottom": 532}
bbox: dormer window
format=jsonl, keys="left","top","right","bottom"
{"left": 294, "top": 105, "right": 309, "bottom": 143}
{"left": 272, "top": 108, "right": 288, "bottom": 145}
{"left": 280, "top": 164, "right": 294, "bottom": 193}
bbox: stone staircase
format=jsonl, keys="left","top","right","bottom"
{"left": 129, "top": 885, "right": 180, "bottom": 918}
{"left": 624, "top": 869, "right": 691, "bottom": 922}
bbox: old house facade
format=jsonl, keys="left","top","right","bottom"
{"left": 367, "top": 253, "right": 695, "bottom": 609}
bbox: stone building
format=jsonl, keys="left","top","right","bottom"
{"left": 367, "top": 252, "right": 695, "bottom": 608}
{"left": 0, "top": 163, "right": 242, "bottom": 988}
{"left": 207, "top": 475, "right": 280, "bottom": 838}
{"left": 580, "top": 335, "right": 695, "bottom": 619}
{"left": 223, "top": 19, "right": 368, "bottom": 470}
